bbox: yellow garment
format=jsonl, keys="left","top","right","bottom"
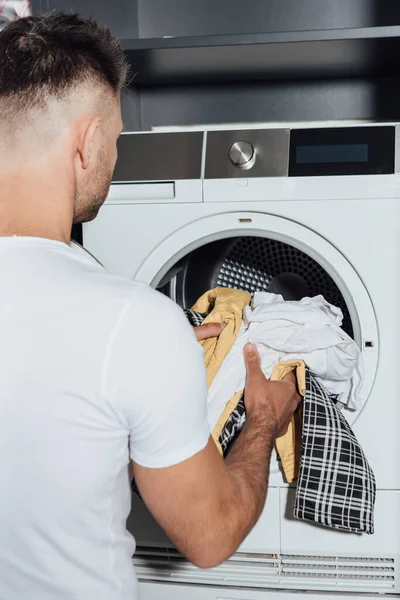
{"left": 211, "top": 360, "right": 306, "bottom": 484}
{"left": 192, "top": 287, "right": 305, "bottom": 484}
{"left": 273, "top": 360, "right": 305, "bottom": 484}
{"left": 192, "top": 287, "right": 251, "bottom": 388}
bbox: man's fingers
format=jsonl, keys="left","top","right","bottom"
{"left": 194, "top": 322, "right": 226, "bottom": 342}
{"left": 243, "top": 343, "right": 262, "bottom": 375}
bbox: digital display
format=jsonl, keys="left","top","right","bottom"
{"left": 289, "top": 126, "right": 394, "bottom": 177}
{"left": 296, "top": 143, "right": 369, "bottom": 165}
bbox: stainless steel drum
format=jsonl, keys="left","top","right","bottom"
{"left": 158, "top": 236, "right": 353, "bottom": 338}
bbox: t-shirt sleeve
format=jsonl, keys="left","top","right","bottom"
{"left": 104, "top": 285, "right": 210, "bottom": 469}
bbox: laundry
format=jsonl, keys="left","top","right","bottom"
{"left": 216, "top": 387, "right": 304, "bottom": 483}
{"left": 294, "top": 369, "right": 376, "bottom": 534}
{"left": 191, "top": 287, "right": 251, "bottom": 387}
{"left": 213, "top": 360, "right": 306, "bottom": 484}
{"left": 186, "top": 306, "right": 306, "bottom": 482}
{"left": 207, "top": 292, "right": 364, "bottom": 436}
{"left": 186, "top": 289, "right": 375, "bottom": 533}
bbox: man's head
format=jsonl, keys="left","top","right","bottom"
{"left": 0, "top": 13, "right": 128, "bottom": 225}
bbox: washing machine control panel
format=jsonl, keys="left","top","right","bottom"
{"left": 228, "top": 141, "right": 256, "bottom": 170}
{"left": 111, "top": 124, "right": 399, "bottom": 183}
{"left": 206, "top": 129, "right": 290, "bottom": 179}
{"left": 204, "top": 125, "right": 397, "bottom": 180}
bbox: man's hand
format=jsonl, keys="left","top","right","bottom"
{"left": 193, "top": 322, "right": 225, "bottom": 342}
{"left": 243, "top": 343, "right": 302, "bottom": 438}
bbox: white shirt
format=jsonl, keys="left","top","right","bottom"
{"left": 208, "top": 292, "right": 363, "bottom": 430}
{"left": 0, "top": 237, "right": 209, "bottom": 600}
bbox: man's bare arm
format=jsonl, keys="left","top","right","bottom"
{"left": 133, "top": 345, "right": 300, "bottom": 568}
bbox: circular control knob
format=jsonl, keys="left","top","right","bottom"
{"left": 229, "top": 141, "right": 256, "bottom": 170}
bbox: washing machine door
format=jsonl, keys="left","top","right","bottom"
{"left": 135, "top": 211, "right": 378, "bottom": 419}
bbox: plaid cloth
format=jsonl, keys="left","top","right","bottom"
{"left": 218, "top": 396, "right": 246, "bottom": 455}
{"left": 186, "top": 306, "right": 376, "bottom": 534}
{"left": 294, "top": 370, "right": 376, "bottom": 534}
{"left": 184, "top": 309, "right": 208, "bottom": 328}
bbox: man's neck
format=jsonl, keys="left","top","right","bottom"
{"left": 0, "top": 168, "right": 74, "bottom": 244}
{"left": 0, "top": 208, "right": 72, "bottom": 244}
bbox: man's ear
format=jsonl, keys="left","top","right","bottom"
{"left": 77, "top": 115, "right": 101, "bottom": 170}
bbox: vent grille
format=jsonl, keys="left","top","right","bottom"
{"left": 133, "top": 547, "right": 397, "bottom": 593}
{"left": 215, "top": 237, "right": 353, "bottom": 336}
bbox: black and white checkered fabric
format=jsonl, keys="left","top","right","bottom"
{"left": 294, "top": 370, "right": 376, "bottom": 534}
{"left": 186, "top": 307, "right": 376, "bottom": 534}
{"left": 184, "top": 309, "right": 208, "bottom": 328}
{"left": 218, "top": 396, "right": 246, "bottom": 455}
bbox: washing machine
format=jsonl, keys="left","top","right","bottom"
{"left": 83, "top": 124, "right": 400, "bottom": 599}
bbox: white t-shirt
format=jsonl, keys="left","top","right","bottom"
{"left": 0, "top": 236, "right": 210, "bottom": 600}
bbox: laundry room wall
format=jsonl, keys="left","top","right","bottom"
{"left": 32, "top": 0, "right": 400, "bottom": 129}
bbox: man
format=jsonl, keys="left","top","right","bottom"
{"left": 0, "top": 13, "right": 300, "bottom": 600}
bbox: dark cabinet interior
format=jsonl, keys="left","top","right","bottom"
{"left": 32, "top": 0, "right": 400, "bottom": 39}
{"left": 137, "top": 0, "right": 400, "bottom": 38}
{"left": 32, "top": 0, "right": 400, "bottom": 130}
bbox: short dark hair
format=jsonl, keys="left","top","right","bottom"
{"left": 0, "top": 12, "right": 128, "bottom": 107}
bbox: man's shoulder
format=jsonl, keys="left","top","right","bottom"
{"left": 87, "top": 266, "right": 185, "bottom": 323}
{"left": 67, "top": 245, "right": 188, "bottom": 328}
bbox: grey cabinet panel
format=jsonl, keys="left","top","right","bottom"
{"left": 32, "top": 0, "right": 138, "bottom": 39}
{"left": 139, "top": 79, "right": 379, "bottom": 131}
{"left": 122, "top": 28, "right": 400, "bottom": 86}
{"left": 138, "top": 0, "right": 400, "bottom": 39}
